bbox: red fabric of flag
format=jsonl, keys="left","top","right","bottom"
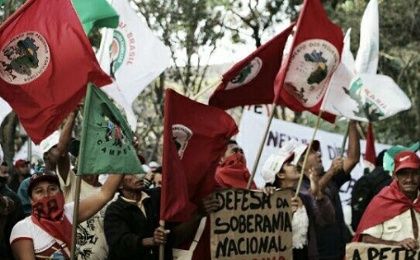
{"left": 0, "top": 0, "right": 111, "bottom": 144}
{"left": 161, "top": 89, "right": 238, "bottom": 222}
{"left": 364, "top": 122, "right": 376, "bottom": 166}
{"left": 274, "top": 0, "right": 343, "bottom": 123}
{"left": 208, "top": 23, "right": 294, "bottom": 110}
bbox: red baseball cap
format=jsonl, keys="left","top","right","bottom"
{"left": 394, "top": 151, "right": 420, "bottom": 174}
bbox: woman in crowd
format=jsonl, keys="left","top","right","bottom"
{"left": 9, "top": 171, "right": 122, "bottom": 259}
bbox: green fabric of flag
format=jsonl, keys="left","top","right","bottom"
{"left": 78, "top": 85, "right": 143, "bottom": 175}
{"left": 72, "top": 0, "right": 119, "bottom": 35}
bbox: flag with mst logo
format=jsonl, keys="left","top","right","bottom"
{"left": 208, "top": 24, "right": 294, "bottom": 110}
{"left": 161, "top": 89, "right": 238, "bottom": 221}
{"left": 274, "top": 0, "right": 343, "bottom": 122}
{"left": 78, "top": 85, "right": 143, "bottom": 175}
{"left": 0, "top": 0, "right": 111, "bottom": 144}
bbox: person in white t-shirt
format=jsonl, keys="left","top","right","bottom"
{"left": 9, "top": 171, "right": 122, "bottom": 259}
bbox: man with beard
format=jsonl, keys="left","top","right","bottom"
{"left": 354, "top": 151, "right": 420, "bottom": 250}
{"left": 293, "top": 121, "right": 360, "bottom": 259}
{"left": 9, "top": 171, "right": 122, "bottom": 259}
{"left": 104, "top": 173, "right": 169, "bottom": 260}
{"left": 0, "top": 160, "right": 24, "bottom": 260}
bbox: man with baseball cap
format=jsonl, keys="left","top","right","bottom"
{"left": 354, "top": 151, "right": 420, "bottom": 250}
{"left": 9, "top": 159, "right": 31, "bottom": 192}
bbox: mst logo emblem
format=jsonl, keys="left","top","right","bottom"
{"left": 226, "top": 57, "right": 262, "bottom": 90}
{"left": 109, "top": 30, "right": 126, "bottom": 78}
{"left": 0, "top": 31, "right": 50, "bottom": 85}
{"left": 172, "top": 124, "right": 193, "bottom": 159}
{"left": 285, "top": 40, "right": 339, "bottom": 107}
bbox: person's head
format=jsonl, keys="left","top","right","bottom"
{"left": 27, "top": 171, "right": 61, "bottom": 203}
{"left": 40, "top": 131, "right": 61, "bottom": 170}
{"left": 0, "top": 161, "right": 10, "bottom": 183}
{"left": 221, "top": 140, "right": 245, "bottom": 163}
{"left": 293, "top": 140, "right": 323, "bottom": 175}
{"left": 262, "top": 150, "right": 297, "bottom": 189}
{"left": 153, "top": 173, "right": 162, "bottom": 187}
{"left": 120, "top": 173, "right": 146, "bottom": 193}
{"left": 393, "top": 151, "right": 420, "bottom": 199}
{"left": 14, "top": 159, "right": 31, "bottom": 176}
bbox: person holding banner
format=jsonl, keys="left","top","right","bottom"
{"left": 9, "top": 170, "right": 123, "bottom": 259}
{"left": 293, "top": 121, "right": 360, "bottom": 259}
{"left": 354, "top": 151, "right": 420, "bottom": 250}
{"left": 261, "top": 142, "right": 335, "bottom": 260}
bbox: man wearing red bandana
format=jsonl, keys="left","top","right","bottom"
{"left": 354, "top": 151, "right": 420, "bottom": 250}
{"left": 9, "top": 171, "right": 122, "bottom": 259}
{"left": 214, "top": 140, "right": 256, "bottom": 189}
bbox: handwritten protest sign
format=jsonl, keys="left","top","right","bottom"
{"left": 346, "top": 242, "right": 420, "bottom": 260}
{"left": 210, "top": 189, "right": 293, "bottom": 260}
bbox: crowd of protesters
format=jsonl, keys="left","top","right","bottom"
{"left": 0, "top": 114, "right": 419, "bottom": 260}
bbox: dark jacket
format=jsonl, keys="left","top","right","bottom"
{"left": 0, "top": 183, "right": 24, "bottom": 260}
{"left": 297, "top": 187, "right": 336, "bottom": 260}
{"left": 303, "top": 171, "right": 350, "bottom": 260}
{"left": 104, "top": 188, "right": 171, "bottom": 260}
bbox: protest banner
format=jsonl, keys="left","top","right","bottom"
{"left": 210, "top": 189, "right": 293, "bottom": 260}
{"left": 346, "top": 242, "right": 420, "bottom": 260}
{"left": 237, "top": 111, "right": 390, "bottom": 202}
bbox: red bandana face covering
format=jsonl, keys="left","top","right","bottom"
{"left": 31, "top": 193, "right": 72, "bottom": 250}
{"left": 215, "top": 153, "right": 256, "bottom": 189}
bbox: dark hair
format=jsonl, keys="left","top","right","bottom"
{"left": 228, "top": 140, "right": 238, "bottom": 145}
{"left": 376, "top": 149, "right": 387, "bottom": 167}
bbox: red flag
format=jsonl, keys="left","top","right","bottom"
{"left": 274, "top": 0, "right": 343, "bottom": 122}
{"left": 208, "top": 23, "right": 294, "bottom": 110}
{"left": 0, "top": 0, "right": 111, "bottom": 144}
{"left": 364, "top": 122, "right": 376, "bottom": 167}
{"left": 161, "top": 89, "right": 238, "bottom": 222}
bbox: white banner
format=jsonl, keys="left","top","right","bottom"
{"left": 237, "top": 110, "right": 391, "bottom": 204}
{"left": 0, "top": 98, "right": 12, "bottom": 125}
{"left": 97, "top": 0, "right": 171, "bottom": 129}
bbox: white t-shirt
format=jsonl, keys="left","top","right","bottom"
{"left": 10, "top": 202, "right": 74, "bottom": 259}
{"left": 362, "top": 209, "right": 420, "bottom": 242}
{"left": 59, "top": 170, "right": 108, "bottom": 260}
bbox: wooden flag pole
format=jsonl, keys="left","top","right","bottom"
{"left": 70, "top": 85, "right": 93, "bottom": 260}
{"left": 294, "top": 110, "right": 323, "bottom": 198}
{"left": 246, "top": 103, "right": 277, "bottom": 189}
{"left": 340, "top": 122, "right": 350, "bottom": 157}
{"left": 70, "top": 176, "right": 82, "bottom": 260}
{"left": 192, "top": 78, "right": 222, "bottom": 101}
{"left": 159, "top": 220, "right": 165, "bottom": 260}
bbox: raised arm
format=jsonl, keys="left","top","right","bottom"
{"left": 343, "top": 120, "right": 360, "bottom": 174}
{"left": 77, "top": 174, "right": 123, "bottom": 223}
{"left": 55, "top": 110, "right": 78, "bottom": 182}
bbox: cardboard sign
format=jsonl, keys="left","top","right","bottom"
{"left": 346, "top": 242, "right": 420, "bottom": 260}
{"left": 210, "top": 189, "right": 293, "bottom": 260}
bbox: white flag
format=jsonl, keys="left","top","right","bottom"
{"left": 98, "top": 0, "right": 171, "bottom": 129}
{"left": 355, "top": 0, "right": 379, "bottom": 74}
{"left": 322, "top": 30, "right": 411, "bottom": 122}
{"left": 0, "top": 99, "right": 12, "bottom": 124}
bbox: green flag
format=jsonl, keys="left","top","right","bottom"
{"left": 78, "top": 85, "right": 143, "bottom": 175}
{"left": 72, "top": 0, "right": 119, "bottom": 35}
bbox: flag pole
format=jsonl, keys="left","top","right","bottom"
{"left": 70, "top": 85, "right": 93, "bottom": 260}
{"left": 159, "top": 220, "right": 165, "bottom": 260}
{"left": 294, "top": 110, "right": 323, "bottom": 198}
{"left": 192, "top": 78, "right": 221, "bottom": 100}
{"left": 27, "top": 138, "right": 32, "bottom": 162}
{"left": 340, "top": 121, "right": 350, "bottom": 157}
{"left": 246, "top": 103, "right": 277, "bottom": 189}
